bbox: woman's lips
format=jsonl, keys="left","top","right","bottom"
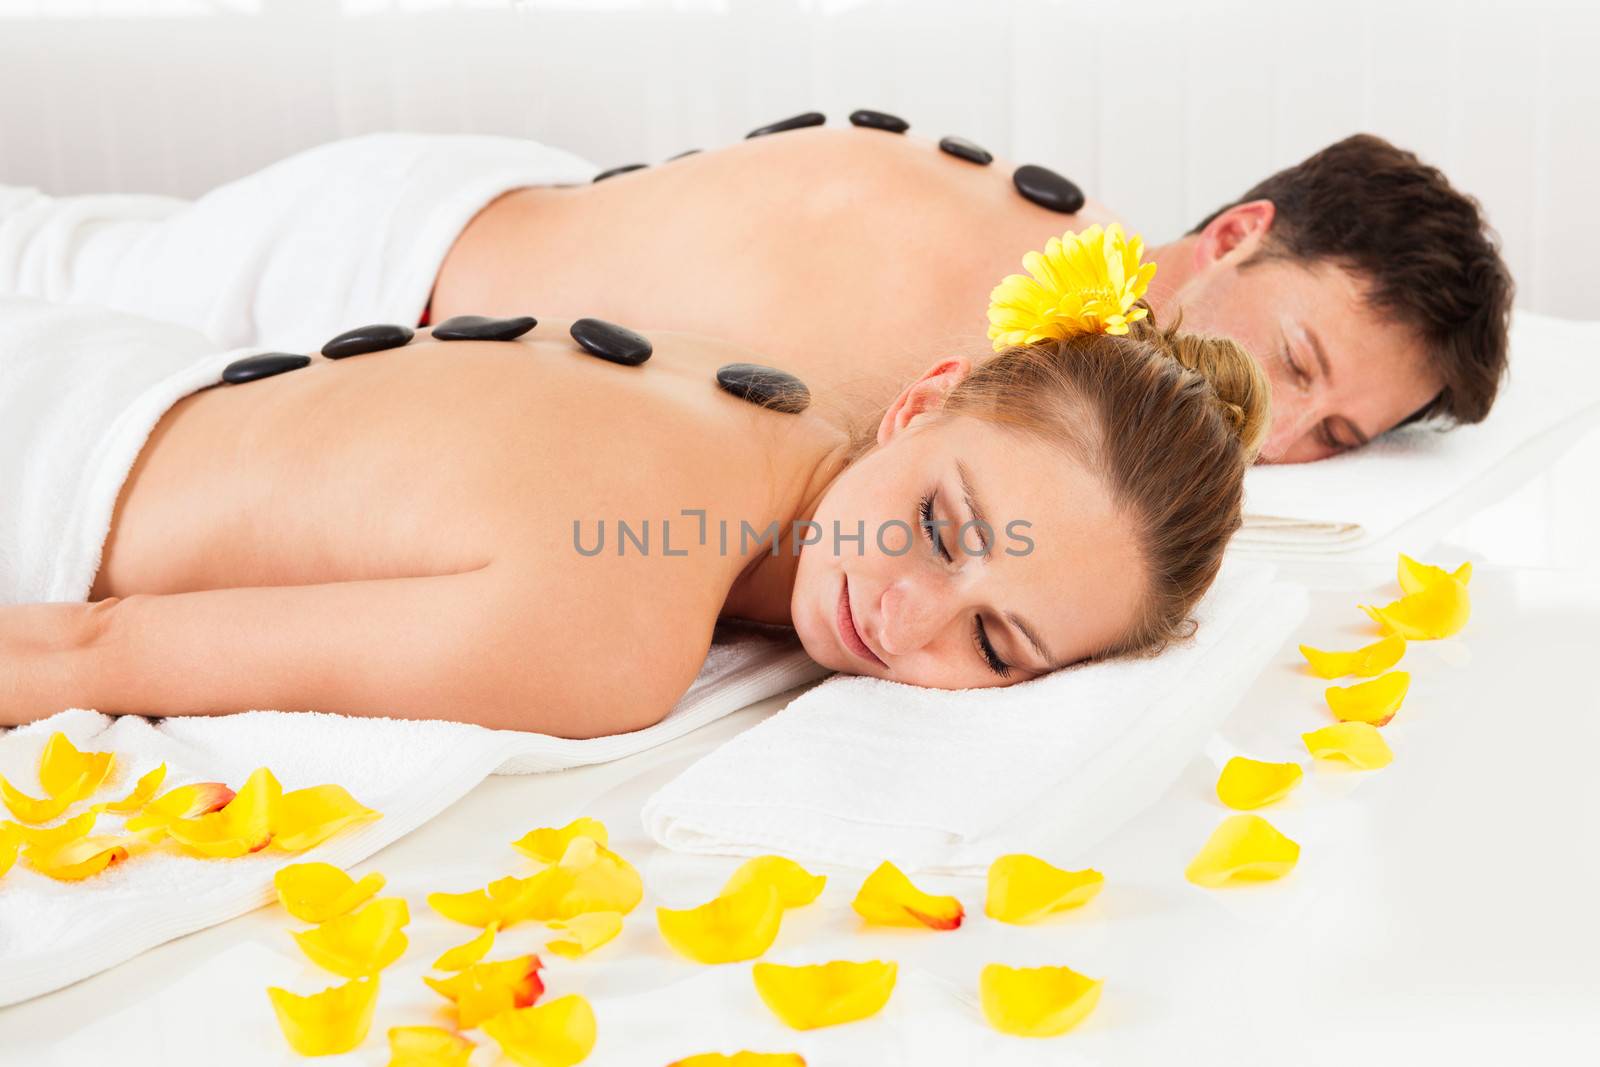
{"left": 837, "top": 575, "right": 886, "bottom": 668}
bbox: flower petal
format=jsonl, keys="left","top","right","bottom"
{"left": 979, "top": 963, "right": 1102, "bottom": 1036}
{"left": 1185, "top": 814, "right": 1300, "bottom": 887}
{"left": 123, "top": 781, "right": 234, "bottom": 833}
{"left": 667, "top": 1055, "right": 807, "bottom": 1067}
{"left": 164, "top": 766, "right": 280, "bottom": 857}
{"left": 422, "top": 954, "right": 544, "bottom": 1029}
{"left": 103, "top": 763, "right": 168, "bottom": 814}
{"left": 1215, "top": 757, "right": 1303, "bottom": 810}
{"left": 0, "top": 824, "right": 20, "bottom": 879}
{"left": 266, "top": 975, "right": 379, "bottom": 1057}
{"left": 272, "top": 783, "right": 380, "bottom": 852}
{"left": 752, "top": 960, "right": 897, "bottom": 1030}
{"left": 518, "top": 836, "right": 643, "bottom": 922}
{"left": 292, "top": 897, "right": 410, "bottom": 978}
{"left": 1298, "top": 634, "right": 1407, "bottom": 679}
{"left": 0, "top": 775, "right": 82, "bottom": 824}
{"left": 1398, "top": 552, "right": 1473, "bottom": 596}
{"left": 658, "top": 882, "right": 784, "bottom": 964}
{"left": 1302, "top": 722, "right": 1394, "bottom": 770}
{"left": 721, "top": 856, "right": 826, "bottom": 909}
{"left": 1325, "top": 670, "right": 1411, "bottom": 727}
{"left": 433, "top": 923, "right": 499, "bottom": 971}
{"left": 275, "top": 862, "right": 387, "bottom": 924}
{"left": 387, "top": 1025, "right": 475, "bottom": 1067}
{"left": 9, "top": 807, "right": 98, "bottom": 849}
{"left": 510, "top": 817, "right": 609, "bottom": 864}
{"left": 984, "top": 855, "right": 1103, "bottom": 924}
{"left": 38, "top": 732, "right": 115, "bottom": 801}
{"left": 543, "top": 911, "right": 623, "bottom": 959}
{"left": 481, "top": 993, "right": 596, "bottom": 1067}
{"left": 1360, "top": 576, "right": 1470, "bottom": 640}
{"left": 25, "top": 833, "right": 129, "bottom": 881}
{"left": 429, "top": 887, "right": 503, "bottom": 929}
{"left": 850, "top": 861, "right": 964, "bottom": 930}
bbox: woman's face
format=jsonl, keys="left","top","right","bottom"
{"left": 791, "top": 358, "right": 1147, "bottom": 689}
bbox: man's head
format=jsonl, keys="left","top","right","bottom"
{"left": 1160, "top": 134, "right": 1514, "bottom": 464}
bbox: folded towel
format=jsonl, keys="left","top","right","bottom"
{"left": 642, "top": 556, "right": 1308, "bottom": 875}
{"left": 0, "top": 621, "right": 826, "bottom": 1007}
{"left": 1238, "top": 311, "right": 1600, "bottom": 555}
{"left": 0, "top": 131, "right": 600, "bottom": 352}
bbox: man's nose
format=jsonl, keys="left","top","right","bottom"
{"left": 875, "top": 576, "right": 949, "bottom": 657}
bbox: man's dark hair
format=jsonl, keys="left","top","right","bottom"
{"left": 1190, "top": 133, "right": 1514, "bottom": 429}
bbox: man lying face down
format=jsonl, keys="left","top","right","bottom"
{"left": 0, "top": 124, "right": 1513, "bottom": 465}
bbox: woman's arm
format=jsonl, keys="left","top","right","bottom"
{"left": 0, "top": 564, "right": 607, "bottom": 734}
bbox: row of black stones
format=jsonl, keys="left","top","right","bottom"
{"left": 217, "top": 316, "right": 812, "bottom": 414}
{"left": 590, "top": 109, "right": 1084, "bottom": 215}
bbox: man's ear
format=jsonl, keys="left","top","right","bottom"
{"left": 1193, "top": 199, "right": 1276, "bottom": 271}
{"left": 876, "top": 357, "right": 971, "bottom": 446}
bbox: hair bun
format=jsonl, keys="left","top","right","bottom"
{"left": 1142, "top": 315, "right": 1273, "bottom": 463}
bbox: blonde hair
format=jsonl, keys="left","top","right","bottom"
{"left": 849, "top": 302, "right": 1271, "bottom": 664}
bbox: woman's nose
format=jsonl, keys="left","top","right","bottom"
{"left": 875, "top": 576, "right": 948, "bottom": 656}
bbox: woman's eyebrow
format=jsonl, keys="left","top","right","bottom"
{"left": 1005, "top": 610, "right": 1055, "bottom": 668}
{"left": 955, "top": 458, "right": 1059, "bottom": 670}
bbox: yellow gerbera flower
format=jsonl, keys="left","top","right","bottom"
{"left": 986, "top": 223, "right": 1157, "bottom": 350}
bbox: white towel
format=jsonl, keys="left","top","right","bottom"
{"left": 0, "top": 131, "right": 600, "bottom": 352}
{"left": 642, "top": 556, "right": 1308, "bottom": 875}
{"left": 0, "top": 623, "right": 826, "bottom": 1007}
{"left": 1238, "top": 311, "right": 1600, "bottom": 555}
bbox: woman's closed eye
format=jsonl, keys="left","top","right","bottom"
{"left": 920, "top": 490, "right": 1012, "bottom": 678}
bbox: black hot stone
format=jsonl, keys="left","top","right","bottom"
{"left": 715, "top": 362, "right": 811, "bottom": 414}
{"left": 1012, "top": 163, "right": 1086, "bottom": 214}
{"left": 430, "top": 315, "right": 538, "bottom": 342}
{"left": 848, "top": 108, "right": 909, "bottom": 134}
{"left": 593, "top": 163, "right": 647, "bottom": 183}
{"left": 570, "top": 318, "right": 652, "bottom": 366}
{"left": 667, "top": 148, "right": 702, "bottom": 161}
{"left": 938, "top": 135, "right": 993, "bottom": 166}
{"left": 221, "top": 352, "right": 311, "bottom": 385}
{"left": 321, "top": 323, "right": 415, "bottom": 360}
{"left": 745, "top": 111, "right": 825, "bottom": 139}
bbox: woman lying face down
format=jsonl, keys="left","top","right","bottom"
{"left": 785, "top": 312, "right": 1271, "bottom": 689}
{"left": 1, "top": 305, "right": 1265, "bottom": 736}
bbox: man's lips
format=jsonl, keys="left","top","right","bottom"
{"left": 837, "top": 575, "right": 886, "bottom": 668}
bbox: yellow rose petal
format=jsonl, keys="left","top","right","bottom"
{"left": 267, "top": 975, "right": 379, "bottom": 1057}
{"left": 721, "top": 856, "right": 826, "bottom": 909}
{"left": 481, "top": 993, "right": 596, "bottom": 1067}
{"left": 1325, "top": 670, "right": 1411, "bottom": 727}
{"left": 984, "top": 855, "right": 1103, "bottom": 924}
{"left": 658, "top": 882, "right": 784, "bottom": 964}
{"left": 1360, "top": 576, "right": 1470, "bottom": 640}
{"left": 387, "top": 1025, "right": 475, "bottom": 1067}
{"left": 521, "top": 836, "right": 644, "bottom": 921}
{"left": 103, "top": 763, "right": 169, "bottom": 814}
{"left": 1185, "top": 814, "right": 1300, "bottom": 887}
{"left": 9, "top": 807, "right": 98, "bottom": 849}
{"left": 272, "top": 783, "right": 380, "bottom": 853}
{"left": 38, "top": 732, "right": 115, "bottom": 801}
{"left": 429, "top": 886, "right": 502, "bottom": 928}
{"left": 422, "top": 954, "right": 544, "bottom": 1029}
{"left": 1298, "top": 634, "right": 1407, "bottom": 679}
{"left": 433, "top": 923, "right": 499, "bottom": 971}
{"left": 668, "top": 1055, "right": 807, "bottom": 1067}
{"left": 292, "top": 897, "right": 410, "bottom": 978}
{"left": 1215, "top": 757, "right": 1303, "bottom": 810}
{"left": 850, "top": 861, "right": 964, "bottom": 930}
{"left": 25, "top": 833, "right": 129, "bottom": 881}
{"left": 165, "top": 766, "right": 280, "bottom": 857}
{"left": 543, "top": 911, "right": 623, "bottom": 959}
{"left": 1302, "top": 722, "right": 1394, "bottom": 770}
{"left": 275, "top": 862, "right": 388, "bottom": 924}
{"left": 1398, "top": 552, "right": 1472, "bottom": 596}
{"left": 979, "top": 963, "right": 1102, "bottom": 1036}
{"left": 752, "top": 960, "right": 897, "bottom": 1030}
{"left": 510, "top": 817, "right": 609, "bottom": 864}
{"left": 0, "top": 774, "right": 83, "bottom": 824}
{"left": 0, "top": 824, "right": 20, "bottom": 879}
{"left": 123, "top": 781, "right": 235, "bottom": 833}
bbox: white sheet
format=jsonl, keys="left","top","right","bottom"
{"left": 1238, "top": 311, "right": 1600, "bottom": 554}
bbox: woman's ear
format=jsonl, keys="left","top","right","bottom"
{"left": 876, "top": 357, "right": 972, "bottom": 446}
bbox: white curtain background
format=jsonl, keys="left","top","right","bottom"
{"left": 0, "top": 0, "right": 1596, "bottom": 316}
